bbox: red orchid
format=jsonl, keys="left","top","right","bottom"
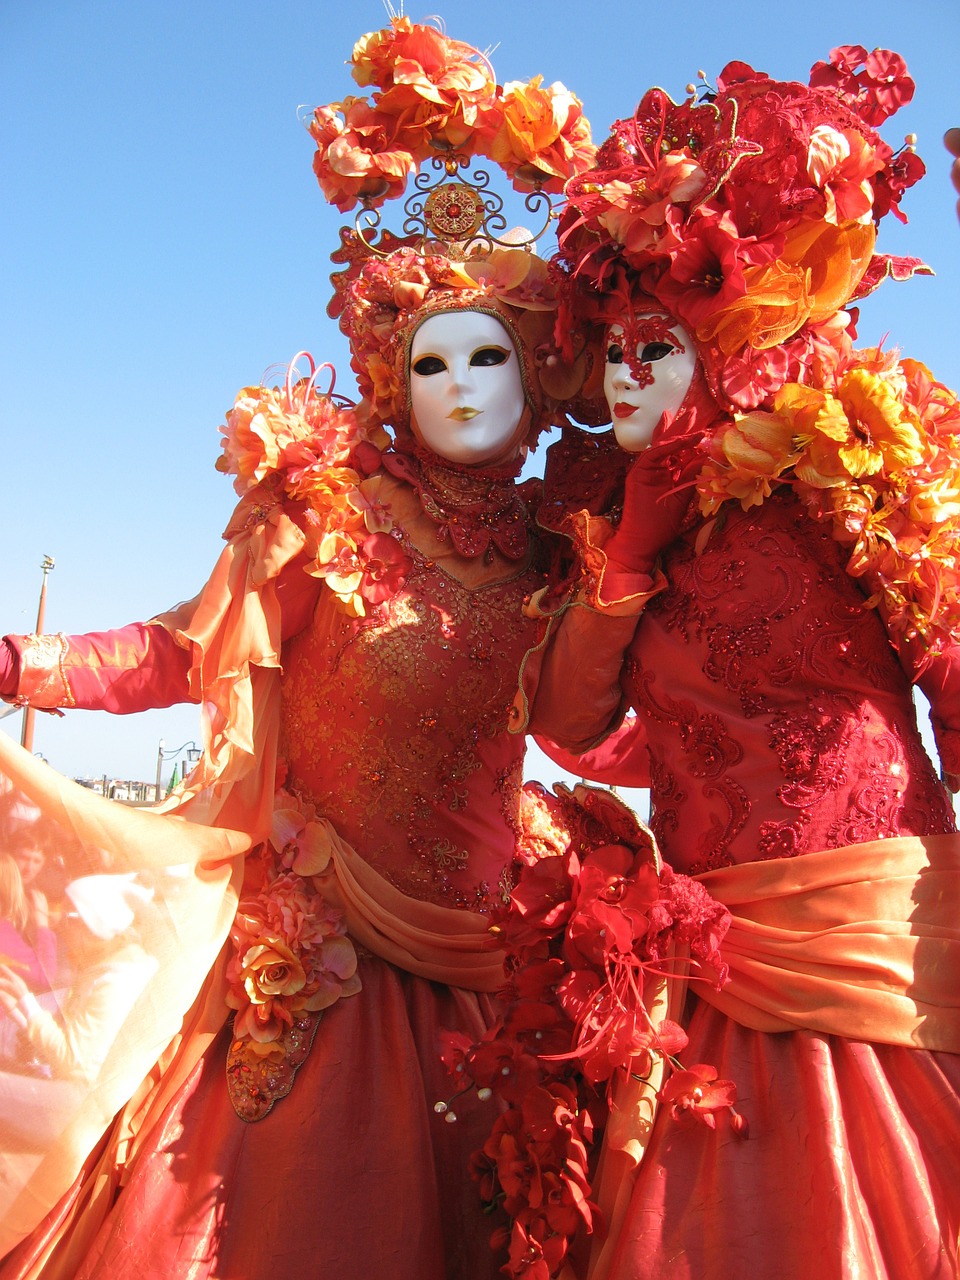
{"left": 500, "top": 1213, "right": 569, "bottom": 1280}
{"left": 357, "top": 531, "right": 412, "bottom": 603}
{"left": 872, "top": 147, "right": 926, "bottom": 224}
{"left": 468, "top": 1033, "right": 545, "bottom": 1105}
{"left": 564, "top": 844, "right": 659, "bottom": 967}
{"left": 658, "top": 1063, "right": 739, "bottom": 1128}
{"left": 499, "top": 851, "right": 575, "bottom": 948}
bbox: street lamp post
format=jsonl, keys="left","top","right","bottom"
{"left": 154, "top": 738, "right": 165, "bottom": 802}
{"left": 20, "top": 555, "right": 55, "bottom": 755}
{"left": 154, "top": 739, "right": 202, "bottom": 801}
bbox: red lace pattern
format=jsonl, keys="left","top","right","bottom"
{"left": 624, "top": 493, "right": 956, "bottom": 874}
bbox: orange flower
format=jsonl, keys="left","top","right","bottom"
{"left": 477, "top": 77, "right": 596, "bottom": 192}
{"left": 364, "top": 352, "right": 405, "bottom": 423}
{"left": 698, "top": 410, "right": 798, "bottom": 513}
{"left": 352, "top": 18, "right": 491, "bottom": 104}
{"left": 830, "top": 368, "right": 925, "bottom": 477}
{"left": 315, "top": 531, "right": 364, "bottom": 598}
{"left": 226, "top": 863, "right": 361, "bottom": 1053}
{"left": 452, "top": 247, "right": 557, "bottom": 312}
{"left": 217, "top": 388, "right": 319, "bottom": 494}
{"left": 352, "top": 18, "right": 495, "bottom": 153}
{"left": 697, "top": 220, "right": 875, "bottom": 355}
{"left": 270, "top": 794, "right": 335, "bottom": 877}
{"left": 309, "top": 98, "right": 419, "bottom": 212}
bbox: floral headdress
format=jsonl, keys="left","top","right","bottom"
{"left": 309, "top": 16, "right": 600, "bottom": 442}
{"left": 328, "top": 231, "right": 569, "bottom": 444}
{"left": 557, "top": 46, "right": 927, "bottom": 416}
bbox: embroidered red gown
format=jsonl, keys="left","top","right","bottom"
{"left": 0, "top": 470, "right": 541, "bottom": 1280}
{"left": 526, "top": 486, "right": 960, "bottom": 1279}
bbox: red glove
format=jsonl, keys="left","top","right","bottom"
{"left": 604, "top": 432, "right": 704, "bottom": 575}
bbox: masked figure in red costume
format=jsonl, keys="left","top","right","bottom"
{"left": 0, "top": 20, "right": 598, "bottom": 1279}
{"left": 515, "top": 49, "right": 960, "bottom": 1280}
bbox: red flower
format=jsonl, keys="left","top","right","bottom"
{"left": 358, "top": 531, "right": 412, "bottom": 603}
{"left": 564, "top": 844, "right": 659, "bottom": 967}
{"left": 439, "top": 1028, "right": 475, "bottom": 1081}
{"left": 655, "top": 212, "right": 750, "bottom": 330}
{"left": 808, "top": 46, "right": 915, "bottom": 127}
{"left": 502, "top": 853, "right": 575, "bottom": 948}
{"left": 469, "top": 1033, "right": 544, "bottom": 1104}
{"left": 872, "top": 147, "right": 925, "bottom": 224}
{"left": 659, "top": 1063, "right": 738, "bottom": 1128}
{"left": 502, "top": 1213, "right": 568, "bottom": 1280}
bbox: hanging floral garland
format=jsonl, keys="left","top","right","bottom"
{"left": 439, "top": 783, "right": 741, "bottom": 1280}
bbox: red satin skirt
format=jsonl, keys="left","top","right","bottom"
{"left": 2, "top": 955, "right": 504, "bottom": 1280}
{"left": 604, "top": 994, "right": 960, "bottom": 1279}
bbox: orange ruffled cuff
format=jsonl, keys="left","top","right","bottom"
{"left": 567, "top": 508, "right": 667, "bottom": 614}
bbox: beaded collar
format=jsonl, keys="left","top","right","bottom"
{"left": 382, "top": 446, "right": 531, "bottom": 562}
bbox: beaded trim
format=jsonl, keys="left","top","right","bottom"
{"left": 226, "top": 1011, "right": 324, "bottom": 1123}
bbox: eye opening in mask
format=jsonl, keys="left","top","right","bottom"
{"left": 640, "top": 341, "right": 675, "bottom": 362}
{"left": 606, "top": 343, "right": 625, "bottom": 365}
{"left": 470, "top": 345, "right": 510, "bottom": 368}
{"left": 412, "top": 354, "right": 448, "bottom": 377}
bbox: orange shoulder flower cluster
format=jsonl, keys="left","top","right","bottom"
{"left": 697, "top": 348, "right": 960, "bottom": 655}
{"left": 216, "top": 357, "right": 408, "bottom": 618}
{"left": 308, "top": 17, "right": 595, "bottom": 211}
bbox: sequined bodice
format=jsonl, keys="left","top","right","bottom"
{"left": 628, "top": 492, "right": 956, "bottom": 874}
{"left": 280, "top": 483, "right": 541, "bottom": 912}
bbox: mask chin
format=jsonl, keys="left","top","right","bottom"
{"left": 409, "top": 402, "right": 531, "bottom": 469}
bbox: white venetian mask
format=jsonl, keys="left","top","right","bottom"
{"left": 603, "top": 314, "right": 698, "bottom": 451}
{"left": 409, "top": 310, "right": 527, "bottom": 466}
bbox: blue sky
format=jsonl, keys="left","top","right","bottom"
{"left": 2, "top": 0, "right": 959, "bottom": 785}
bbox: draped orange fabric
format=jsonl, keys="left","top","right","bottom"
{"left": 0, "top": 736, "right": 247, "bottom": 1257}
{"left": 695, "top": 834, "right": 960, "bottom": 1048}
{"left": 317, "top": 826, "right": 506, "bottom": 991}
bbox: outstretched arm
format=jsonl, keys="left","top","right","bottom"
{"left": 0, "top": 551, "right": 321, "bottom": 715}
{"left": 0, "top": 623, "right": 194, "bottom": 714}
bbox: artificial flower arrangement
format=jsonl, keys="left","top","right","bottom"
{"left": 557, "top": 46, "right": 927, "bottom": 414}
{"left": 308, "top": 16, "right": 596, "bottom": 211}
{"left": 215, "top": 352, "right": 414, "bottom": 617}
{"left": 696, "top": 347, "right": 960, "bottom": 659}
{"left": 439, "top": 783, "right": 739, "bottom": 1280}
{"left": 225, "top": 781, "right": 362, "bottom": 1121}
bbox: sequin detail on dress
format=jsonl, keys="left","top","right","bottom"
{"left": 280, "top": 525, "right": 541, "bottom": 911}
